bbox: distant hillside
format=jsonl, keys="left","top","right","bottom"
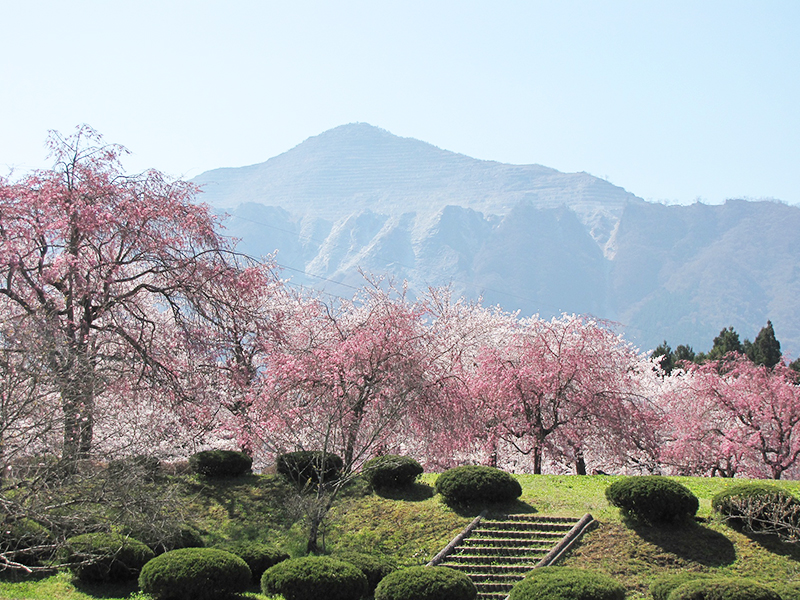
{"left": 193, "top": 123, "right": 800, "bottom": 356}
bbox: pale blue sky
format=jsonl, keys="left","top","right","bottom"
{"left": 2, "top": 1, "right": 798, "bottom": 205}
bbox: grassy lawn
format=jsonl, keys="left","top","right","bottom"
{"left": 2, "top": 473, "right": 799, "bottom": 599}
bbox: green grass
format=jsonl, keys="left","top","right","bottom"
{"left": 2, "top": 473, "right": 800, "bottom": 599}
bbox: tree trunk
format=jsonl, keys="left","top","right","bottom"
{"left": 533, "top": 445, "right": 542, "bottom": 475}
{"left": 575, "top": 451, "right": 586, "bottom": 476}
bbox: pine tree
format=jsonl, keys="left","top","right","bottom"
{"left": 745, "top": 321, "right": 782, "bottom": 368}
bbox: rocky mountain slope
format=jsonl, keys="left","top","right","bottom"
{"left": 193, "top": 123, "right": 800, "bottom": 356}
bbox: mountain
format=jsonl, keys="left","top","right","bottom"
{"left": 193, "top": 123, "right": 800, "bottom": 357}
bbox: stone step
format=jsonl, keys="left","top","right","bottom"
{"left": 480, "top": 521, "right": 576, "bottom": 532}
{"left": 454, "top": 544, "right": 550, "bottom": 555}
{"left": 476, "top": 593, "right": 509, "bottom": 600}
{"left": 472, "top": 529, "right": 565, "bottom": 539}
{"left": 444, "top": 554, "right": 543, "bottom": 565}
{"left": 441, "top": 563, "right": 535, "bottom": 575}
{"left": 465, "top": 571, "right": 528, "bottom": 582}
{"left": 460, "top": 537, "right": 558, "bottom": 547}
{"left": 475, "top": 581, "right": 516, "bottom": 593}
{"left": 494, "top": 513, "right": 578, "bottom": 523}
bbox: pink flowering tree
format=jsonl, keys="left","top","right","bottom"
{"left": 245, "top": 280, "right": 456, "bottom": 551}
{"left": 466, "top": 314, "right": 651, "bottom": 475}
{"left": 0, "top": 126, "right": 241, "bottom": 465}
{"left": 661, "top": 357, "right": 800, "bottom": 479}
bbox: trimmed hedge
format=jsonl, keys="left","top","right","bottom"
{"left": 261, "top": 556, "right": 368, "bottom": 600}
{"left": 509, "top": 567, "right": 625, "bottom": 600}
{"left": 711, "top": 483, "right": 800, "bottom": 531}
{"left": 138, "top": 547, "right": 251, "bottom": 600}
{"left": 222, "top": 542, "right": 289, "bottom": 582}
{"left": 363, "top": 455, "right": 423, "bottom": 489}
{"left": 375, "top": 565, "right": 477, "bottom": 600}
{"left": 64, "top": 533, "right": 154, "bottom": 583}
{"left": 124, "top": 522, "right": 204, "bottom": 555}
{"left": 0, "top": 517, "right": 54, "bottom": 566}
{"left": 667, "top": 577, "right": 781, "bottom": 600}
{"left": 333, "top": 550, "right": 396, "bottom": 593}
{"left": 188, "top": 449, "right": 252, "bottom": 477}
{"left": 107, "top": 454, "right": 161, "bottom": 481}
{"left": 435, "top": 465, "right": 522, "bottom": 505}
{"left": 651, "top": 573, "right": 715, "bottom": 600}
{"left": 605, "top": 476, "right": 698, "bottom": 524}
{"left": 276, "top": 451, "right": 343, "bottom": 484}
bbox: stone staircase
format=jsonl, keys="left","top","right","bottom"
{"left": 436, "top": 514, "right": 585, "bottom": 600}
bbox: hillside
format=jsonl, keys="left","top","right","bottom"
{"left": 3, "top": 474, "right": 800, "bottom": 600}
{"left": 193, "top": 124, "right": 800, "bottom": 355}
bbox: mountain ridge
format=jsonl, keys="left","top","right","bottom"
{"left": 192, "top": 124, "right": 800, "bottom": 356}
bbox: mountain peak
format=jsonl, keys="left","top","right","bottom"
{"left": 193, "top": 124, "right": 640, "bottom": 220}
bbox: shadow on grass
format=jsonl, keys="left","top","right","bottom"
{"left": 629, "top": 519, "right": 736, "bottom": 567}
{"left": 447, "top": 498, "right": 538, "bottom": 519}
{"left": 72, "top": 577, "right": 140, "bottom": 599}
{"left": 374, "top": 482, "right": 436, "bottom": 502}
{"left": 723, "top": 523, "right": 800, "bottom": 560}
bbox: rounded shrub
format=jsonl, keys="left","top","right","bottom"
{"left": 711, "top": 483, "right": 800, "bottom": 530}
{"left": 363, "top": 454, "right": 423, "bottom": 490}
{"left": 333, "top": 550, "right": 396, "bottom": 594}
{"left": 0, "top": 517, "right": 54, "bottom": 566}
{"left": 261, "top": 555, "right": 368, "bottom": 600}
{"left": 509, "top": 567, "right": 625, "bottom": 600}
{"left": 107, "top": 454, "right": 161, "bottom": 481}
{"left": 276, "top": 451, "right": 343, "bottom": 484}
{"left": 188, "top": 449, "right": 252, "bottom": 478}
{"left": 605, "top": 476, "right": 698, "bottom": 524}
{"left": 435, "top": 465, "right": 522, "bottom": 505}
{"left": 138, "top": 547, "right": 251, "bottom": 600}
{"left": 375, "top": 566, "right": 477, "bottom": 600}
{"left": 667, "top": 577, "right": 781, "bottom": 600}
{"left": 64, "top": 532, "right": 155, "bottom": 583}
{"left": 222, "top": 542, "right": 289, "bottom": 582}
{"left": 651, "top": 573, "right": 714, "bottom": 600}
{"left": 126, "top": 522, "right": 204, "bottom": 555}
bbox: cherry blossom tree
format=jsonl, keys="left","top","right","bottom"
{"left": 465, "top": 314, "right": 650, "bottom": 475}
{"left": 0, "top": 126, "right": 239, "bottom": 465}
{"left": 661, "top": 357, "right": 800, "bottom": 479}
{"left": 244, "top": 280, "right": 457, "bottom": 551}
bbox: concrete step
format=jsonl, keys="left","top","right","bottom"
{"left": 472, "top": 528, "right": 565, "bottom": 539}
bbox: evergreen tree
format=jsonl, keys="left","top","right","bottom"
{"left": 706, "top": 326, "right": 743, "bottom": 361}
{"left": 745, "top": 321, "right": 782, "bottom": 368}
{"left": 674, "top": 344, "right": 696, "bottom": 365}
{"left": 653, "top": 340, "right": 675, "bottom": 374}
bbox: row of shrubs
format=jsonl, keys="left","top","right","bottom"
{"left": 605, "top": 474, "right": 800, "bottom": 534}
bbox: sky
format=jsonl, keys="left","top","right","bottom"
{"left": 2, "top": 1, "right": 799, "bottom": 206}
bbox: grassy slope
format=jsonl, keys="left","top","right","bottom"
{"left": 1, "top": 474, "right": 799, "bottom": 599}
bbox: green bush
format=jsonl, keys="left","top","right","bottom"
{"left": 0, "top": 517, "right": 54, "bottom": 566}
{"left": 222, "top": 542, "right": 289, "bottom": 582}
{"left": 125, "top": 522, "right": 204, "bottom": 555}
{"left": 261, "top": 556, "right": 368, "bottom": 600}
{"left": 651, "top": 573, "right": 714, "bottom": 600}
{"left": 107, "top": 454, "right": 161, "bottom": 481}
{"left": 777, "top": 583, "right": 800, "bottom": 600}
{"left": 667, "top": 577, "right": 780, "bottom": 600}
{"left": 605, "top": 476, "right": 699, "bottom": 524}
{"left": 711, "top": 483, "right": 800, "bottom": 531}
{"left": 333, "top": 550, "right": 396, "bottom": 593}
{"left": 64, "top": 533, "right": 155, "bottom": 583}
{"left": 188, "top": 449, "right": 252, "bottom": 477}
{"left": 276, "top": 451, "right": 343, "bottom": 484}
{"left": 363, "top": 455, "right": 423, "bottom": 489}
{"left": 509, "top": 567, "right": 625, "bottom": 600}
{"left": 435, "top": 465, "right": 522, "bottom": 505}
{"left": 138, "top": 547, "right": 251, "bottom": 600}
{"left": 375, "top": 566, "right": 477, "bottom": 600}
